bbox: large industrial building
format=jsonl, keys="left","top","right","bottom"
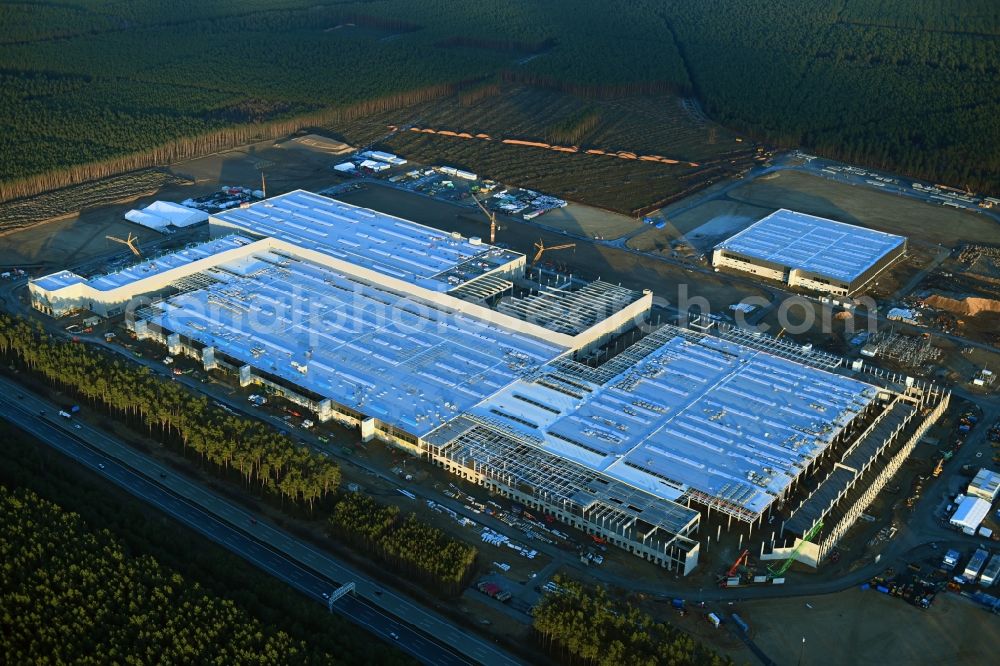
{"left": 29, "top": 190, "right": 947, "bottom": 574}
{"left": 712, "top": 209, "right": 907, "bottom": 296}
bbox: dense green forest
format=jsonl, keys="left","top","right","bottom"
{"left": 0, "top": 423, "right": 411, "bottom": 664}
{"left": 532, "top": 577, "right": 732, "bottom": 666}
{"left": 0, "top": 313, "right": 341, "bottom": 507}
{"left": 328, "top": 493, "right": 478, "bottom": 595}
{"left": 1, "top": 485, "right": 343, "bottom": 663}
{"left": 0, "top": 0, "right": 997, "bottom": 202}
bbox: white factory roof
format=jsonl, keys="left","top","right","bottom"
{"left": 31, "top": 236, "right": 255, "bottom": 293}
{"left": 468, "top": 325, "right": 877, "bottom": 515}
{"left": 951, "top": 495, "right": 991, "bottom": 531}
{"left": 211, "top": 190, "right": 521, "bottom": 292}
{"left": 715, "top": 209, "right": 905, "bottom": 283}
{"left": 142, "top": 251, "right": 567, "bottom": 437}
{"left": 969, "top": 468, "right": 1000, "bottom": 502}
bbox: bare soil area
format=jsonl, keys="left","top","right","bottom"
{"left": 726, "top": 170, "right": 1000, "bottom": 248}
{"left": 723, "top": 589, "right": 1000, "bottom": 666}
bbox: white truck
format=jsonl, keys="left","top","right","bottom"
{"left": 964, "top": 548, "right": 990, "bottom": 582}
{"left": 58, "top": 410, "right": 72, "bottom": 419}
{"left": 980, "top": 554, "right": 1000, "bottom": 587}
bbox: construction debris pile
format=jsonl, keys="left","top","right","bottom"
{"left": 182, "top": 186, "right": 263, "bottom": 213}
{"left": 489, "top": 188, "right": 567, "bottom": 220}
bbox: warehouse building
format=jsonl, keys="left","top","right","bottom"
{"left": 951, "top": 496, "right": 992, "bottom": 535}
{"left": 712, "top": 209, "right": 907, "bottom": 296}
{"left": 29, "top": 191, "right": 947, "bottom": 575}
{"left": 968, "top": 468, "right": 1000, "bottom": 502}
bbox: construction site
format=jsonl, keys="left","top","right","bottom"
{"left": 27, "top": 187, "right": 952, "bottom": 579}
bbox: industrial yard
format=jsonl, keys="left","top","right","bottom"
{"left": 5, "top": 135, "right": 1000, "bottom": 664}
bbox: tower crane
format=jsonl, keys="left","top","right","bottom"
{"left": 469, "top": 191, "right": 500, "bottom": 244}
{"left": 106, "top": 233, "right": 142, "bottom": 257}
{"left": 532, "top": 239, "right": 575, "bottom": 264}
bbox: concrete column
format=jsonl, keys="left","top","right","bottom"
{"left": 133, "top": 319, "right": 148, "bottom": 337}
{"left": 238, "top": 364, "right": 253, "bottom": 387}
{"left": 202, "top": 346, "right": 217, "bottom": 371}
{"left": 166, "top": 333, "right": 181, "bottom": 355}
{"left": 317, "top": 398, "right": 333, "bottom": 423}
{"left": 360, "top": 417, "right": 376, "bottom": 442}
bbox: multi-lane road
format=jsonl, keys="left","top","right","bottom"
{"left": 0, "top": 375, "right": 521, "bottom": 666}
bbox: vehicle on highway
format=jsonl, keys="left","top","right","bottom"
{"left": 73, "top": 424, "right": 81, "bottom": 429}
{"left": 98, "top": 463, "right": 105, "bottom": 469}
{"left": 389, "top": 632, "right": 399, "bottom": 640}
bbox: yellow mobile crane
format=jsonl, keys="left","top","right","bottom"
{"left": 532, "top": 239, "right": 575, "bottom": 264}
{"left": 469, "top": 191, "right": 500, "bottom": 244}
{"left": 106, "top": 233, "right": 142, "bottom": 256}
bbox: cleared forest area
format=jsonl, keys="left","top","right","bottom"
{"left": 332, "top": 86, "right": 755, "bottom": 214}
{"left": 1, "top": 0, "right": 997, "bottom": 204}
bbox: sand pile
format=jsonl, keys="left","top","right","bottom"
{"left": 925, "top": 293, "right": 1000, "bottom": 316}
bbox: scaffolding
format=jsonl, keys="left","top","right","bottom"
{"left": 716, "top": 322, "right": 843, "bottom": 371}
{"left": 424, "top": 415, "right": 700, "bottom": 568}
{"left": 449, "top": 273, "right": 514, "bottom": 302}
{"left": 497, "top": 280, "right": 644, "bottom": 336}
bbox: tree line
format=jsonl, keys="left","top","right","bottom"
{"left": 0, "top": 80, "right": 459, "bottom": 203}
{"left": 660, "top": 0, "right": 1000, "bottom": 192}
{"left": 546, "top": 107, "right": 602, "bottom": 146}
{"left": 0, "top": 312, "right": 481, "bottom": 598}
{"left": 533, "top": 577, "right": 732, "bottom": 666}
{"left": 327, "top": 493, "right": 478, "bottom": 595}
{"left": 0, "top": 314, "right": 340, "bottom": 507}
{"left": 1, "top": 485, "right": 335, "bottom": 664}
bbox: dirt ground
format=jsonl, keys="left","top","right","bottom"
{"left": 629, "top": 199, "right": 773, "bottom": 254}
{"left": 535, "top": 202, "right": 643, "bottom": 239}
{"left": 725, "top": 170, "right": 1000, "bottom": 248}
{"left": 722, "top": 589, "right": 1000, "bottom": 666}
{"left": 0, "top": 137, "right": 348, "bottom": 273}
{"left": 333, "top": 181, "right": 771, "bottom": 314}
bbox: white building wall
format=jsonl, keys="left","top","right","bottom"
{"left": 787, "top": 269, "right": 850, "bottom": 296}
{"left": 712, "top": 249, "right": 785, "bottom": 282}
{"left": 29, "top": 239, "right": 270, "bottom": 317}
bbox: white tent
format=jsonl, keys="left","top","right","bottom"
{"left": 951, "top": 496, "right": 991, "bottom": 535}
{"left": 124, "top": 209, "right": 170, "bottom": 232}
{"left": 126, "top": 201, "right": 208, "bottom": 233}
{"left": 334, "top": 162, "right": 357, "bottom": 173}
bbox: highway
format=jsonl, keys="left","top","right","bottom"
{"left": 0, "top": 375, "right": 521, "bottom": 666}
